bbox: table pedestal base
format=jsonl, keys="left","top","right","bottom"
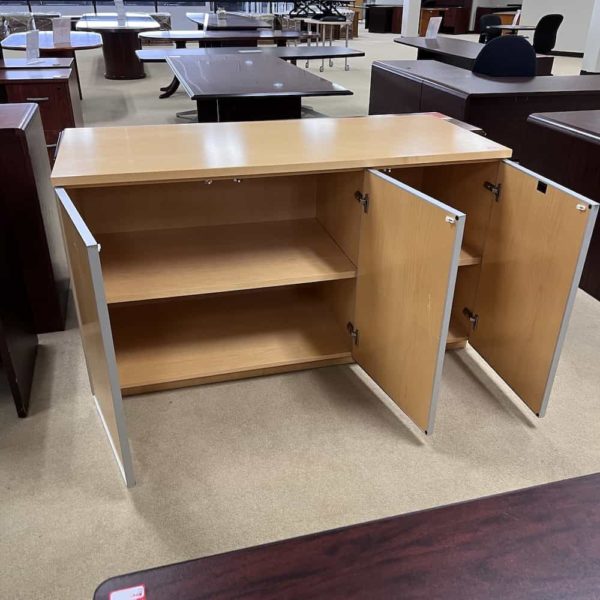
{"left": 195, "top": 96, "right": 301, "bottom": 122}
{"left": 100, "top": 30, "right": 145, "bottom": 80}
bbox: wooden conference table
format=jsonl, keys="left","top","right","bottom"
{"left": 94, "top": 473, "right": 600, "bottom": 599}
{"left": 395, "top": 36, "right": 554, "bottom": 75}
{"left": 368, "top": 60, "right": 600, "bottom": 159}
{"left": 1, "top": 31, "right": 102, "bottom": 98}
{"left": 525, "top": 110, "right": 600, "bottom": 301}
{"left": 139, "top": 29, "right": 301, "bottom": 48}
{"left": 186, "top": 11, "right": 271, "bottom": 30}
{"left": 167, "top": 54, "right": 351, "bottom": 121}
{"left": 76, "top": 12, "right": 159, "bottom": 79}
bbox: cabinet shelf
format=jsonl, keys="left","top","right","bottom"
{"left": 110, "top": 287, "right": 354, "bottom": 395}
{"left": 446, "top": 319, "right": 469, "bottom": 350}
{"left": 458, "top": 247, "right": 481, "bottom": 267}
{"left": 98, "top": 219, "right": 357, "bottom": 304}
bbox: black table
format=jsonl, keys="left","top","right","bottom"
{"left": 525, "top": 110, "right": 600, "bottom": 301}
{"left": 368, "top": 60, "right": 600, "bottom": 159}
{"left": 395, "top": 36, "right": 554, "bottom": 75}
{"left": 166, "top": 54, "right": 351, "bottom": 122}
{"left": 94, "top": 473, "right": 600, "bottom": 599}
{"left": 76, "top": 12, "right": 159, "bottom": 79}
{"left": 186, "top": 11, "right": 271, "bottom": 30}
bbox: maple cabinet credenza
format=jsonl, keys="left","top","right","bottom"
{"left": 51, "top": 115, "right": 598, "bottom": 487}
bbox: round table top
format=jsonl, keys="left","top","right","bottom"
{"left": 1, "top": 30, "right": 103, "bottom": 50}
{"left": 76, "top": 12, "right": 160, "bottom": 32}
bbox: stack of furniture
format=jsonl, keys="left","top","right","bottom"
{"left": 50, "top": 114, "right": 596, "bottom": 486}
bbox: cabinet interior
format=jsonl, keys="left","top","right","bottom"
{"left": 66, "top": 161, "right": 500, "bottom": 395}
{"left": 388, "top": 161, "right": 500, "bottom": 349}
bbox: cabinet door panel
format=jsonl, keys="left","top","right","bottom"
{"left": 471, "top": 162, "right": 599, "bottom": 416}
{"left": 353, "top": 170, "right": 465, "bottom": 433}
{"left": 56, "top": 189, "right": 135, "bottom": 486}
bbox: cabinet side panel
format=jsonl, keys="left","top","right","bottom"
{"left": 58, "top": 192, "right": 134, "bottom": 486}
{"left": 315, "top": 171, "right": 363, "bottom": 266}
{"left": 71, "top": 175, "right": 317, "bottom": 235}
{"left": 353, "top": 171, "right": 464, "bottom": 432}
{"left": 471, "top": 162, "right": 598, "bottom": 416}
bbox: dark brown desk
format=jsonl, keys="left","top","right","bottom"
{"left": 525, "top": 111, "right": 600, "bottom": 301}
{"left": 368, "top": 60, "right": 600, "bottom": 159}
{"left": 0, "top": 103, "right": 68, "bottom": 341}
{"left": 167, "top": 54, "right": 351, "bottom": 122}
{"left": 138, "top": 29, "right": 300, "bottom": 48}
{"left": 0, "top": 68, "right": 83, "bottom": 157}
{"left": 76, "top": 12, "right": 159, "bottom": 79}
{"left": 186, "top": 11, "right": 271, "bottom": 30}
{"left": 395, "top": 36, "right": 554, "bottom": 75}
{"left": 94, "top": 473, "right": 600, "bottom": 599}
{"left": 1, "top": 31, "right": 102, "bottom": 98}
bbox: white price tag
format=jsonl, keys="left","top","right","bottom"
{"left": 114, "top": 0, "right": 126, "bottom": 22}
{"left": 109, "top": 584, "right": 146, "bottom": 600}
{"left": 52, "top": 17, "right": 71, "bottom": 45}
{"left": 425, "top": 16, "right": 442, "bottom": 39}
{"left": 25, "top": 29, "right": 40, "bottom": 63}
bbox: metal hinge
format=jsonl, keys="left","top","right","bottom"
{"left": 354, "top": 191, "right": 369, "bottom": 213}
{"left": 484, "top": 181, "right": 501, "bottom": 201}
{"left": 347, "top": 322, "right": 359, "bottom": 345}
{"left": 463, "top": 307, "right": 479, "bottom": 330}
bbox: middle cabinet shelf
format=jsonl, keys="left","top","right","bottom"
{"left": 98, "top": 218, "right": 357, "bottom": 304}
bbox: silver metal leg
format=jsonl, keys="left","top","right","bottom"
{"left": 345, "top": 22, "right": 350, "bottom": 70}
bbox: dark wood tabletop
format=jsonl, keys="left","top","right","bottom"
{"left": 528, "top": 110, "right": 600, "bottom": 145}
{"left": 1, "top": 31, "right": 103, "bottom": 51}
{"left": 396, "top": 36, "right": 487, "bottom": 59}
{"left": 374, "top": 60, "right": 600, "bottom": 97}
{"left": 0, "top": 57, "right": 73, "bottom": 69}
{"left": 167, "top": 54, "right": 351, "bottom": 99}
{"left": 94, "top": 473, "right": 600, "bottom": 599}
{"left": 186, "top": 11, "right": 271, "bottom": 30}
{"left": 76, "top": 12, "right": 160, "bottom": 32}
{"left": 137, "top": 46, "right": 365, "bottom": 63}
{"left": 0, "top": 68, "right": 72, "bottom": 83}
{"left": 139, "top": 29, "right": 300, "bottom": 43}
{"left": 492, "top": 24, "right": 537, "bottom": 31}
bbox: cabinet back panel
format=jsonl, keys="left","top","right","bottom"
{"left": 316, "top": 171, "right": 363, "bottom": 266}
{"left": 317, "top": 279, "right": 357, "bottom": 334}
{"left": 68, "top": 175, "right": 317, "bottom": 234}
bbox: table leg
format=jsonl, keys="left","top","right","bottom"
{"left": 320, "top": 24, "right": 325, "bottom": 72}
{"left": 100, "top": 30, "right": 146, "bottom": 79}
{"left": 345, "top": 22, "right": 349, "bottom": 71}
{"left": 329, "top": 26, "right": 334, "bottom": 68}
{"left": 159, "top": 77, "right": 180, "bottom": 98}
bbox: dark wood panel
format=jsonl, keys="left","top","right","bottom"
{"left": 94, "top": 473, "right": 600, "bottom": 599}
{"left": 368, "top": 63, "right": 423, "bottom": 115}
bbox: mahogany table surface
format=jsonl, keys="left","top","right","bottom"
{"left": 139, "top": 29, "right": 300, "bottom": 43}
{"left": 76, "top": 12, "right": 160, "bottom": 32}
{"left": 1, "top": 31, "right": 103, "bottom": 51}
{"left": 0, "top": 57, "right": 73, "bottom": 69}
{"left": 137, "top": 46, "right": 365, "bottom": 62}
{"left": 94, "top": 473, "right": 600, "bottom": 599}
{"left": 491, "top": 24, "right": 537, "bottom": 31}
{"left": 528, "top": 110, "right": 600, "bottom": 145}
{"left": 186, "top": 12, "right": 271, "bottom": 30}
{"left": 167, "top": 54, "right": 351, "bottom": 99}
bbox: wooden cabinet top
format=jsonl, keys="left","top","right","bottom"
{"left": 51, "top": 115, "right": 511, "bottom": 187}
{"left": 0, "top": 68, "right": 72, "bottom": 84}
{"left": 0, "top": 102, "right": 38, "bottom": 131}
{"left": 528, "top": 110, "right": 600, "bottom": 146}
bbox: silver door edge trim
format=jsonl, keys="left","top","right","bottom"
{"left": 427, "top": 215, "right": 465, "bottom": 435}
{"left": 368, "top": 169, "right": 467, "bottom": 219}
{"left": 503, "top": 160, "right": 600, "bottom": 208}
{"left": 88, "top": 247, "right": 136, "bottom": 487}
{"left": 55, "top": 188, "right": 98, "bottom": 247}
{"left": 92, "top": 394, "right": 127, "bottom": 484}
{"left": 538, "top": 203, "right": 599, "bottom": 417}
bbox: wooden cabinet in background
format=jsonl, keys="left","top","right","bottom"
{"left": 0, "top": 67, "right": 82, "bottom": 158}
{"left": 51, "top": 115, "right": 597, "bottom": 487}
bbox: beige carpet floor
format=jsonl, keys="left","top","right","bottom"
{"left": 0, "top": 29, "right": 598, "bottom": 600}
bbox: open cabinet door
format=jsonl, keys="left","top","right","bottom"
{"left": 56, "top": 189, "right": 135, "bottom": 487}
{"left": 352, "top": 170, "right": 465, "bottom": 433}
{"left": 471, "top": 162, "right": 599, "bottom": 417}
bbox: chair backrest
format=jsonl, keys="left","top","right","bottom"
{"left": 473, "top": 35, "right": 537, "bottom": 77}
{"left": 533, "top": 14, "right": 563, "bottom": 54}
{"left": 478, "top": 14, "right": 502, "bottom": 44}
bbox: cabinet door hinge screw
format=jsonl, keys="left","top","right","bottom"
{"left": 354, "top": 191, "right": 369, "bottom": 213}
{"left": 484, "top": 181, "right": 501, "bottom": 200}
{"left": 463, "top": 307, "right": 479, "bottom": 330}
{"left": 347, "top": 322, "right": 359, "bottom": 345}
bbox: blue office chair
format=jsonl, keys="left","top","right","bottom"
{"left": 479, "top": 14, "right": 502, "bottom": 44}
{"left": 533, "top": 14, "right": 564, "bottom": 54}
{"left": 472, "top": 35, "right": 537, "bottom": 77}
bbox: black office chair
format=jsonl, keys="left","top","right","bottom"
{"left": 472, "top": 35, "right": 537, "bottom": 77}
{"left": 479, "top": 14, "right": 502, "bottom": 44}
{"left": 533, "top": 14, "right": 564, "bottom": 54}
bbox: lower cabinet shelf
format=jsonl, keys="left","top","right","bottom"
{"left": 110, "top": 287, "right": 354, "bottom": 395}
